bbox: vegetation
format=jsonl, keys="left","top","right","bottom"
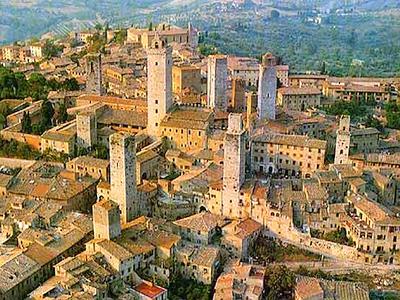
{"left": 42, "top": 40, "right": 64, "bottom": 59}
{"left": 196, "top": 4, "right": 400, "bottom": 77}
{"left": 168, "top": 274, "right": 211, "bottom": 300}
{"left": 114, "top": 29, "right": 127, "bottom": 45}
{"left": 0, "top": 137, "right": 40, "bottom": 160}
{"left": 21, "top": 112, "right": 32, "bottom": 134}
{"left": 385, "top": 102, "right": 400, "bottom": 130}
{"left": 250, "top": 237, "right": 321, "bottom": 263}
{"left": 30, "top": 100, "right": 55, "bottom": 135}
{"left": 0, "top": 102, "right": 12, "bottom": 129}
{"left": 311, "top": 228, "right": 355, "bottom": 247}
{"left": 0, "top": 67, "right": 79, "bottom": 101}
{"left": 87, "top": 32, "right": 107, "bottom": 53}
{"left": 325, "top": 95, "right": 376, "bottom": 120}
{"left": 264, "top": 265, "right": 296, "bottom": 300}
{"left": 295, "top": 265, "right": 375, "bottom": 288}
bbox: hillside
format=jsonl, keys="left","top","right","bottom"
{"left": 1, "top": 0, "right": 399, "bottom": 77}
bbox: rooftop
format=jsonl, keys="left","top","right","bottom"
{"left": 174, "top": 212, "right": 228, "bottom": 233}
{"left": 278, "top": 87, "right": 321, "bottom": 96}
{"left": 134, "top": 281, "right": 166, "bottom": 298}
{"left": 253, "top": 133, "right": 327, "bottom": 149}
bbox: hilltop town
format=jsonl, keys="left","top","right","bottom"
{"left": 0, "top": 22, "right": 400, "bottom": 300}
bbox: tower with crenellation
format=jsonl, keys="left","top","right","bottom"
{"left": 207, "top": 55, "right": 228, "bottom": 111}
{"left": 258, "top": 53, "right": 277, "bottom": 120}
{"left": 222, "top": 113, "right": 246, "bottom": 219}
{"left": 334, "top": 115, "right": 351, "bottom": 165}
{"left": 109, "top": 132, "right": 137, "bottom": 224}
{"left": 85, "top": 53, "right": 103, "bottom": 96}
{"left": 146, "top": 34, "right": 173, "bottom": 138}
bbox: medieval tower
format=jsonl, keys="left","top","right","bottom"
{"left": 147, "top": 34, "right": 173, "bottom": 137}
{"left": 76, "top": 111, "right": 97, "bottom": 151}
{"left": 93, "top": 199, "right": 121, "bottom": 240}
{"left": 85, "top": 53, "right": 103, "bottom": 96}
{"left": 110, "top": 132, "right": 137, "bottom": 224}
{"left": 334, "top": 115, "right": 351, "bottom": 165}
{"left": 222, "top": 113, "right": 246, "bottom": 218}
{"left": 207, "top": 55, "right": 228, "bottom": 111}
{"left": 258, "top": 53, "right": 277, "bottom": 120}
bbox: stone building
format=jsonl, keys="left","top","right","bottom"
{"left": 85, "top": 53, "right": 103, "bottom": 96}
{"left": 172, "top": 65, "right": 201, "bottom": 95}
{"left": 66, "top": 156, "right": 110, "bottom": 181}
{"left": 76, "top": 110, "right": 97, "bottom": 151}
{"left": 160, "top": 108, "right": 213, "bottom": 151}
{"left": 334, "top": 115, "right": 351, "bottom": 165}
{"left": 277, "top": 87, "right": 321, "bottom": 111}
{"left": 147, "top": 35, "right": 173, "bottom": 137}
{"left": 251, "top": 133, "right": 326, "bottom": 177}
{"left": 40, "top": 121, "right": 77, "bottom": 156}
{"left": 127, "top": 24, "right": 191, "bottom": 48}
{"left": 258, "top": 53, "right": 278, "bottom": 120}
{"left": 344, "top": 193, "right": 400, "bottom": 264}
{"left": 93, "top": 198, "right": 121, "bottom": 240}
{"left": 110, "top": 132, "right": 137, "bottom": 224}
{"left": 222, "top": 114, "right": 246, "bottom": 218}
{"left": 207, "top": 55, "right": 228, "bottom": 111}
{"left": 230, "top": 77, "right": 246, "bottom": 112}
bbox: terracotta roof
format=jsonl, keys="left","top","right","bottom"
{"left": 296, "top": 276, "right": 324, "bottom": 299}
{"left": 174, "top": 212, "right": 227, "bottom": 232}
{"left": 278, "top": 87, "right": 321, "bottom": 95}
{"left": 134, "top": 282, "right": 166, "bottom": 299}
{"left": 253, "top": 133, "right": 326, "bottom": 149}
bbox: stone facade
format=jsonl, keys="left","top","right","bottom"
{"left": 76, "top": 111, "right": 97, "bottom": 150}
{"left": 231, "top": 77, "right": 246, "bottom": 112}
{"left": 93, "top": 199, "right": 121, "bottom": 240}
{"left": 222, "top": 114, "right": 246, "bottom": 218}
{"left": 207, "top": 55, "right": 228, "bottom": 111}
{"left": 147, "top": 35, "right": 173, "bottom": 137}
{"left": 334, "top": 115, "right": 351, "bottom": 165}
{"left": 258, "top": 53, "right": 277, "bottom": 120}
{"left": 85, "top": 53, "right": 103, "bottom": 96}
{"left": 110, "top": 132, "right": 137, "bottom": 223}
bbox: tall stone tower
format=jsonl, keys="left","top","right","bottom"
{"left": 110, "top": 132, "right": 137, "bottom": 224}
{"left": 85, "top": 53, "right": 103, "bottom": 96}
{"left": 231, "top": 78, "right": 246, "bottom": 112}
{"left": 207, "top": 55, "right": 228, "bottom": 111}
{"left": 76, "top": 111, "right": 97, "bottom": 151}
{"left": 93, "top": 199, "right": 121, "bottom": 240}
{"left": 258, "top": 53, "right": 277, "bottom": 120}
{"left": 222, "top": 114, "right": 246, "bottom": 218}
{"left": 334, "top": 115, "right": 351, "bottom": 165}
{"left": 246, "top": 92, "right": 257, "bottom": 132}
{"left": 147, "top": 34, "right": 173, "bottom": 137}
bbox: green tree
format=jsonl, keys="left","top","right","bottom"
{"left": 265, "top": 265, "right": 295, "bottom": 300}
{"left": 40, "top": 100, "right": 54, "bottom": 131}
{"left": 43, "top": 40, "right": 63, "bottom": 59}
{"left": 114, "top": 29, "right": 127, "bottom": 45}
{"left": 21, "top": 111, "right": 32, "bottom": 133}
{"left": 58, "top": 103, "right": 68, "bottom": 124}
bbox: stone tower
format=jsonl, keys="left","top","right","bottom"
{"left": 93, "top": 199, "right": 121, "bottom": 240}
{"left": 85, "top": 53, "right": 103, "bottom": 96}
{"left": 110, "top": 132, "right": 137, "bottom": 224}
{"left": 334, "top": 115, "right": 351, "bottom": 165}
{"left": 231, "top": 78, "right": 246, "bottom": 112}
{"left": 207, "top": 55, "right": 228, "bottom": 111}
{"left": 258, "top": 53, "right": 277, "bottom": 120}
{"left": 76, "top": 111, "right": 97, "bottom": 151}
{"left": 222, "top": 114, "right": 246, "bottom": 218}
{"left": 246, "top": 92, "right": 257, "bottom": 132}
{"left": 147, "top": 34, "right": 173, "bottom": 137}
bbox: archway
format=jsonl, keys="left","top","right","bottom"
{"left": 199, "top": 206, "right": 207, "bottom": 213}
